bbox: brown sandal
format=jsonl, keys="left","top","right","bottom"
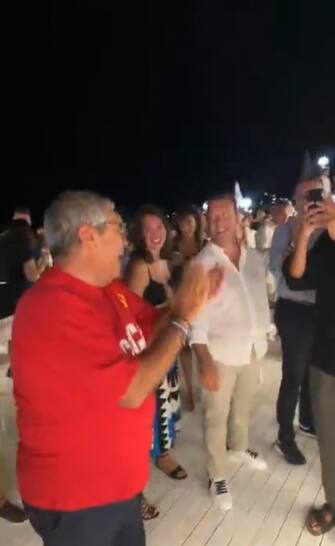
{"left": 141, "top": 495, "right": 159, "bottom": 521}
{"left": 306, "top": 503, "right": 335, "bottom": 536}
{"left": 156, "top": 454, "right": 188, "bottom": 480}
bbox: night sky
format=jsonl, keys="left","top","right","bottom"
{"left": 16, "top": 1, "right": 335, "bottom": 223}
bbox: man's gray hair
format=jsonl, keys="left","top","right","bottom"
{"left": 44, "top": 191, "right": 114, "bottom": 257}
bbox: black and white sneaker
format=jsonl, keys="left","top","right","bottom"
{"left": 209, "top": 479, "right": 233, "bottom": 511}
{"left": 299, "top": 424, "right": 317, "bottom": 439}
{"left": 274, "top": 440, "right": 306, "bottom": 465}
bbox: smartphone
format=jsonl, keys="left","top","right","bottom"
{"left": 306, "top": 188, "right": 324, "bottom": 204}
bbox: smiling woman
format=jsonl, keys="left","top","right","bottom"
{"left": 126, "top": 205, "right": 187, "bottom": 486}
{"left": 128, "top": 204, "right": 172, "bottom": 265}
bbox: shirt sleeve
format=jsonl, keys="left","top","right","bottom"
{"left": 283, "top": 245, "right": 321, "bottom": 291}
{"left": 269, "top": 224, "right": 291, "bottom": 281}
{"left": 255, "top": 225, "right": 271, "bottom": 251}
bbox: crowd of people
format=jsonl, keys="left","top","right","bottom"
{"left": 0, "top": 173, "right": 334, "bottom": 545}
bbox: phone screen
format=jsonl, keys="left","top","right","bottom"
{"left": 306, "top": 188, "right": 324, "bottom": 204}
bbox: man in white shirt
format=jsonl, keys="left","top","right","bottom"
{"left": 191, "top": 193, "right": 271, "bottom": 511}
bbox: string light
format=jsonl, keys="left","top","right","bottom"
{"left": 318, "top": 155, "right": 330, "bottom": 169}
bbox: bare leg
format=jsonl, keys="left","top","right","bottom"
{"left": 156, "top": 450, "right": 187, "bottom": 480}
{"left": 140, "top": 495, "right": 159, "bottom": 521}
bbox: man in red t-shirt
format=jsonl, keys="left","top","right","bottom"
{"left": 12, "top": 191, "right": 222, "bottom": 546}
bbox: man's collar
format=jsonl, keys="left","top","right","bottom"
{"left": 208, "top": 241, "right": 246, "bottom": 268}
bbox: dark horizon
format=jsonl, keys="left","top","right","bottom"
{"left": 13, "top": 1, "right": 335, "bottom": 223}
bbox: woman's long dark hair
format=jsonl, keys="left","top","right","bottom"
{"left": 175, "top": 204, "right": 204, "bottom": 252}
{"left": 128, "top": 204, "right": 172, "bottom": 264}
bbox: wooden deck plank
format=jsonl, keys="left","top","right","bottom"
{"left": 1, "top": 345, "right": 333, "bottom": 546}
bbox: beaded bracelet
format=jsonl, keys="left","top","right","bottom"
{"left": 171, "top": 315, "right": 191, "bottom": 331}
{"left": 171, "top": 320, "right": 190, "bottom": 345}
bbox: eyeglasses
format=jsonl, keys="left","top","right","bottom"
{"left": 105, "top": 220, "right": 127, "bottom": 234}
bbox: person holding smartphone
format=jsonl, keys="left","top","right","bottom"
{"left": 269, "top": 177, "right": 323, "bottom": 465}
{"left": 283, "top": 197, "right": 335, "bottom": 537}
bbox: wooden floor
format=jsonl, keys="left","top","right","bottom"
{"left": 0, "top": 343, "right": 334, "bottom": 546}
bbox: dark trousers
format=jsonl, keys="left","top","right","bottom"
{"left": 24, "top": 495, "right": 145, "bottom": 546}
{"left": 310, "top": 366, "right": 335, "bottom": 508}
{"left": 275, "top": 298, "right": 315, "bottom": 445}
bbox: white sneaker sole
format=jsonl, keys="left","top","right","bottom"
{"left": 212, "top": 496, "right": 233, "bottom": 512}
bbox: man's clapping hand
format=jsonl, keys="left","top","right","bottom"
{"left": 172, "top": 262, "right": 224, "bottom": 324}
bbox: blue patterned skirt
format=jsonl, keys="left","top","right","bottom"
{"left": 151, "top": 363, "right": 181, "bottom": 458}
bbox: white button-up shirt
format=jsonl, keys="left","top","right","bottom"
{"left": 191, "top": 242, "right": 271, "bottom": 366}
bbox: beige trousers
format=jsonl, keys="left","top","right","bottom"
{"left": 202, "top": 355, "right": 260, "bottom": 480}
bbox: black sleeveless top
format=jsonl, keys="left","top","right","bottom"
{"left": 143, "top": 268, "right": 167, "bottom": 307}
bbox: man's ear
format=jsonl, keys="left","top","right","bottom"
{"left": 78, "top": 224, "right": 97, "bottom": 246}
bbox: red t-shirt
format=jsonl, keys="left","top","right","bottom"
{"left": 11, "top": 267, "right": 158, "bottom": 511}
